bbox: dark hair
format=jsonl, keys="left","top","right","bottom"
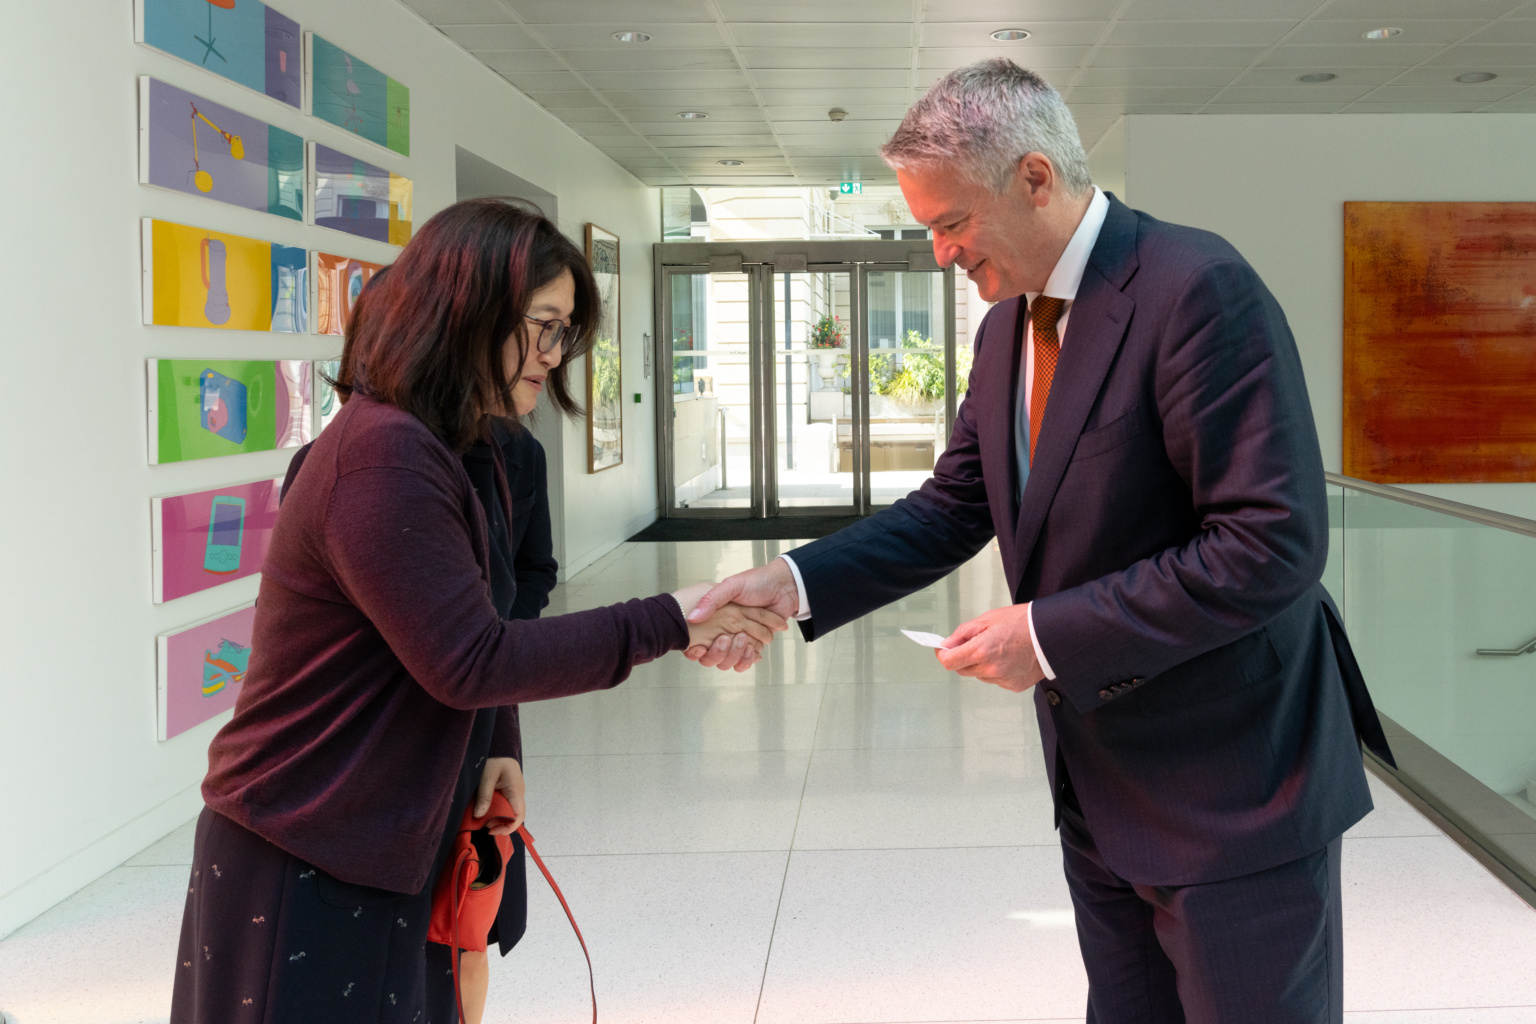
{"left": 329, "top": 198, "right": 599, "bottom": 451}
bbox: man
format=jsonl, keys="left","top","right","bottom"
{"left": 688, "top": 60, "right": 1394, "bottom": 1023}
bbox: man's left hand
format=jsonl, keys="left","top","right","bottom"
{"left": 937, "top": 604, "right": 1047, "bottom": 693}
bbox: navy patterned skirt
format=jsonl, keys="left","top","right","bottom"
{"left": 170, "top": 710, "right": 526, "bottom": 1024}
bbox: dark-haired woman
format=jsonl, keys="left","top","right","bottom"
{"left": 169, "top": 199, "right": 782, "bottom": 1024}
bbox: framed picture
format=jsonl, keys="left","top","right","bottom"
{"left": 136, "top": 0, "right": 301, "bottom": 108}
{"left": 585, "top": 223, "right": 623, "bottom": 473}
{"left": 314, "top": 251, "right": 386, "bottom": 335}
{"left": 147, "top": 358, "right": 313, "bottom": 464}
{"left": 311, "top": 143, "right": 413, "bottom": 245}
{"left": 141, "top": 218, "right": 307, "bottom": 332}
{"left": 157, "top": 603, "right": 256, "bottom": 740}
{"left": 152, "top": 478, "right": 282, "bottom": 603}
{"left": 139, "top": 77, "right": 303, "bottom": 220}
{"left": 306, "top": 32, "right": 410, "bottom": 157}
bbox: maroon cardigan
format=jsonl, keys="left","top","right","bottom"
{"left": 203, "top": 396, "right": 688, "bottom": 894}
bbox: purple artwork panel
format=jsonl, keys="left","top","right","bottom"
{"left": 153, "top": 478, "right": 281, "bottom": 603}
{"left": 313, "top": 143, "right": 391, "bottom": 243}
{"left": 159, "top": 603, "right": 256, "bottom": 740}
{"left": 264, "top": 5, "right": 302, "bottom": 107}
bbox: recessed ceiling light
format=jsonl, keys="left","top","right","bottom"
{"left": 677, "top": 111, "right": 709, "bottom": 119}
{"left": 717, "top": 159, "right": 743, "bottom": 166}
{"left": 1298, "top": 72, "right": 1337, "bottom": 83}
{"left": 990, "top": 28, "right": 1031, "bottom": 41}
{"left": 1362, "top": 27, "right": 1402, "bottom": 40}
{"left": 612, "top": 30, "right": 651, "bottom": 43}
{"left": 1456, "top": 71, "right": 1498, "bottom": 83}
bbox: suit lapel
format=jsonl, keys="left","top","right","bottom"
{"left": 975, "top": 295, "right": 1027, "bottom": 576}
{"left": 1011, "top": 199, "right": 1140, "bottom": 591}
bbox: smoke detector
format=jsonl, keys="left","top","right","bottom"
{"left": 828, "top": 108, "right": 848, "bottom": 122}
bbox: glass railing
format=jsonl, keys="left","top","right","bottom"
{"left": 1325, "top": 473, "right": 1536, "bottom": 896}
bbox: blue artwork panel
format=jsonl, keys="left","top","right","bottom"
{"left": 139, "top": 0, "right": 301, "bottom": 108}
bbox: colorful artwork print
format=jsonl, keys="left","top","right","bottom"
{"left": 140, "top": 78, "right": 302, "bottom": 220}
{"left": 309, "top": 33, "right": 410, "bottom": 156}
{"left": 149, "top": 359, "right": 313, "bottom": 464}
{"left": 143, "top": 219, "right": 307, "bottom": 331}
{"left": 312, "top": 145, "right": 412, "bottom": 245}
{"left": 138, "top": 0, "right": 301, "bottom": 108}
{"left": 315, "top": 251, "right": 386, "bottom": 334}
{"left": 158, "top": 603, "right": 256, "bottom": 740}
{"left": 153, "top": 478, "right": 281, "bottom": 603}
{"left": 315, "top": 360, "right": 343, "bottom": 435}
{"left": 586, "top": 224, "right": 623, "bottom": 473}
{"left": 1344, "top": 202, "right": 1536, "bottom": 483}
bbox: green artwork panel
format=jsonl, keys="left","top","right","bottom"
{"left": 149, "top": 359, "right": 313, "bottom": 465}
{"left": 310, "top": 33, "right": 408, "bottom": 157}
{"left": 267, "top": 125, "right": 305, "bottom": 219}
{"left": 386, "top": 77, "right": 411, "bottom": 158}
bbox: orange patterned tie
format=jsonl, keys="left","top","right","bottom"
{"left": 1028, "top": 295, "right": 1065, "bottom": 462}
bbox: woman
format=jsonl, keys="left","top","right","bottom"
{"left": 170, "top": 199, "right": 781, "bottom": 1023}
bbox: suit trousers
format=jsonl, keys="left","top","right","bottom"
{"left": 1058, "top": 774, "right": 1343, "bottom": 1024}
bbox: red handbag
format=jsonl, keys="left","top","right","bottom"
{"left": 429, "top": 794, "right": 596, "bottom": 1022}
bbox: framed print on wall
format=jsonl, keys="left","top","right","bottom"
{"left": 142, "top": 219, "right": 307, "bottom": 332}
{"left": 314, "top": 251, "right": 386, "bottom": 335}
{"left": 311, "top": 143, "right": 413, "bottom": 245}
{"left": 136, "top": 0, "right": 301, "bottom": 108}
{"left": 148, "top": 358, "right": 313, "bottom": 464}
{"left": 152, "top": 478, "right": 282, "bottom": 603}
{"left": 306, "top": 33, "right": 410, "bottom": 157}
{"left": 157, "top": 602, "right": 256, "bottom": 740}
{"left": 585, "top": 223, "right": 622, "bottom": 473}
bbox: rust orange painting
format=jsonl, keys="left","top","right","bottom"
{"left": 1344, "top": 202, "right": 1536, "bottom": 483}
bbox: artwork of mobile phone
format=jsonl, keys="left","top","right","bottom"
{"left": 202, "top": 638, "right": 251, "bottom": 696}
{"left": 199, "top": 368, "right": 249, "bottom": 444}
{"left": 203, "top": 495, "right": 246, "bottom": 574}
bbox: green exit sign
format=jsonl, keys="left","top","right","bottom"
{"left": 839, "top": 182, "right": 863, "bottom": 195}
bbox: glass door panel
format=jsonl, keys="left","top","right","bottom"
{"left": 770, "top": 269, "right": 857, "bottom": 510}
{"left": 668, "top": 270, "right": 755, "bottom": 511}
{"left": 862, "top": 268, "right": 954, "bottom": 506}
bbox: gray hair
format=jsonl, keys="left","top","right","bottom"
{"left": 881, "top": 59, "right": 1093, "bottom": 196}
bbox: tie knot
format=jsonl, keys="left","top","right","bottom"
{"left": 1031, "top": 295, "right": 1065, "bottom": 330}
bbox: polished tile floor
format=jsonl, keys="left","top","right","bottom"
{"left": 4, "top": 540, "right": 1536, "bottom": 1023}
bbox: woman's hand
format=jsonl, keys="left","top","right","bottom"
{"left": 474, "top": 756, "right": 526, "bottom": 836}
{"left": 686, "top": 603, "right": 787, "bottom": 661}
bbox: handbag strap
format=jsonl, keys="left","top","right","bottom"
{"left": 520, "top": 824, "right": 596, "bottom": 1024}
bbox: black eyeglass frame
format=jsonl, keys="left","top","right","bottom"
{"left": 525, "top": 315, "right": 578, "bottom": 354}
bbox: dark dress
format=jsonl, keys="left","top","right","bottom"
{"left": 171, "top": 418, "right": 562, "bottom": 1023}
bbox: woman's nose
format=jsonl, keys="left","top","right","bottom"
{"left": 541, "top": 338, "right": 563, "bottom": 370}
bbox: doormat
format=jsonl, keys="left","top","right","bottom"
{"left": 628, "top": 515, "right": 868, "bottom": 542}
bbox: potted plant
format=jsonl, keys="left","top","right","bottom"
{"left": 810, "top": 313, "right": 847, "bottom": 383}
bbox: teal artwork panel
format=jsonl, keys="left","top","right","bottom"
{"left": 266, "top": 124, "right": 304, "bottom": 219}
{"left": 311, "top": 34, "right": 408, "bottom": 156}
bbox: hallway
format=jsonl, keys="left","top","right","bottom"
{"left": 3, "top": 540, "right": 1536, "bottom": 1023}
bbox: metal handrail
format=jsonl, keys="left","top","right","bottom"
{"left": 1325, "top": 472, "right": 1536, "bottom": 541}
{"left": 1476, "top": 635, "right": 1536, "bottom": 657}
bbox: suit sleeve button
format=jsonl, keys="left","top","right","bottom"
{"left": 1045, "top": 690, "right": 1061, "bottom": 707}
{"left": 1131, "top": 677, "right": 1145, "bottom": 685}
{"left": 1098, "top": 689, "right": 1112, "bottom": 700}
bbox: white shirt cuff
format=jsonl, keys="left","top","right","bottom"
{"left": 777, "top": 554, "right": 812, "bottom": 621}
{"left": 1026, "top": 602, "right": 1056, "bottom": 680}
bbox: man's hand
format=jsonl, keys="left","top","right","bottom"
{"left": 937, "top": 604, "right": 1046, "bottom": 693}
{"left": 685, "top": 560, "right": 801, "bottom": 670}
{"left": 474, "top": 756, "right": 526, "bottom": 836}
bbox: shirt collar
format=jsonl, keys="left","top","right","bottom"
{"left": 1026, "top": 186, "right": 1110, "bottom": 306}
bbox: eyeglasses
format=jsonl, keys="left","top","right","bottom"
{"left": 525, "top": 315, "right": 578, "bottom": 354}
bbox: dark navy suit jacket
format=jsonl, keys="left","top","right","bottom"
{"left": 790, "top": 196, "right": 1392, "bottom": 887}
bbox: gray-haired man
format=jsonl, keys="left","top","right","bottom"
{"left": 690, "top": 59, "right": 1392, "bottom": 1023}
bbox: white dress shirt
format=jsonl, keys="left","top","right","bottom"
{"left": 780, "top": 187, "right": 1111, "bottom": 684}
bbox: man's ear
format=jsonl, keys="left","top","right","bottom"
{"left": 1017, "top": 152, "right": 1055, "bottom": 205}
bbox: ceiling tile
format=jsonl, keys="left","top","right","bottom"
{"left": 581, "top": 70, "right": 752, "bottom": 92}
{"left": 1464, "top": 19, "right": 1536, "bottom": 45}
{"left": 1120, "top": 0, "right": 1320, "bottom": 18}
{"left": 560, "top": 47, "right": 740, "bottom": 71}
{"left": 1074, "top": 66, "right": 1242, "bottom": 87}
{"left": 612, "top": 90, "right": 761, "bottom": 108}
{"left": 771, "top": 118, "right": 903, "bottom": 136}
{"left": 541, "top": 107, "right": 626, "bottom": 124}
{"left": 777, "top": 131, "right": 894, "bottom": 145}
{"left": 739, "top": 48, "right": 912, "bottom": 70}
{"left": 1214, "top": 85, "right": 1377, "bottom": 104}
{"left": 1230, "top": 66, "right": 1402, "bottom": 87}
{"left": 1481, "top": 93, "right": 1536, "bottom": 111}
{"left": 1287, "top": 20, "right": 1491, "bottom": 46}
{"left": 618, "top": 106, "right": 769, "bottom": 122}
{"left": 440, "top": 24, "right": 542, "bottom": 50}
{"left": 531, "top": 23, "right": 728, "bottom": 48}
{"left": 921, "top": 22, "right": 1104, "bottom": 46}
{"left": 767, "top": 104, "right": 913, "bottom": 121}
{"left": 1105, "top": 20, "right": 1298, "bottom": 46}
{"left": 924, "top": 0, "right": 1125, "bottom": 21}
{"left": 729, "top": 22, "right": 913, "bottom": 47}
{"left": 1257, "top": 44, "right": 1446, "bottom": 67}
{"left": 477, "top": 51, "right": 567, "bottom": 74}
{"left": 1427, "top": 45, "right": 1536, "bottom": 68}
{"left": 1199, "top": 102, "right": 1349, "bottom": 113}
{"left": 758, "top": 87, "right": 915, "bottom": 105}
{"left": 625, "top": 119, "right": 773, "bottom": 136}
{"left": 401, "top": 0, "right": 517, "bottom": 25}
{"left": 650, "top": 141, "right": 786, "bottom": 153}
{"left": 716, "top": 0, "right": 917, "bottom": 22}
{"left": 750, "top": 69, "right": 911, "bottom": 89}
{"left": 1390, "top": 65, "right": 1536, "bottom": 87}
{"left": 1067, "top": 86, "right": 1220, "bottom": 105}
{"left": 1342, "top": 100, "right": 1488, "bottom": 112}
{"left": 577, "top": 124, "right": 646, "bottom": 139}
{"left": 507, "top": 0, "right": 714, "bottom": 24}
{"left": 1315, "top": 0, "right": 1524, "bottom": 19}
{"left": 500, "top": 70, "right": 591, "bottom": 93}
{"left": 1366, "top": 84, "right": 1524, "bottom": 103}
{"left": 521, "top": 90, "right": 609, "bottom": 108}
{"left": 1091, "top": 45, "right": 1269, "bottom": 68}
{"left": 919, "top": 45, "right": 1092, "bottom": 68}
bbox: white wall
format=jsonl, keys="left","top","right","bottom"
{"left": 0, "top": 0, "right": 657, "bottom": 937}
{"left": 1123, "top": 113, "right": 1536, "bottom": 521}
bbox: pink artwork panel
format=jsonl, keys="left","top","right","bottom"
{"left": 153, "top": 478, "right": 282, "bottom": 603}
{"left": 158, "top": 604, "right": 256, "bottom": 740}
